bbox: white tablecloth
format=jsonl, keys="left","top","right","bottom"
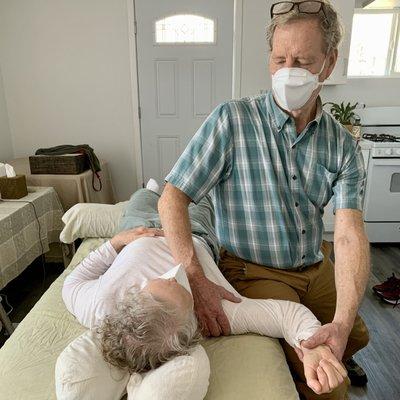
{"left": 0, "top": 187, "right": 64, "bottom": 290}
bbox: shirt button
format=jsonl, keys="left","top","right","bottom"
{"left": 295, "top": 202, "right": 299, "bottom": 207}
{"left": 292, "top": 175, "right": 297, "bottom": 180}
{"left": 301, "top": 229, "right": 306, "bottom": 234}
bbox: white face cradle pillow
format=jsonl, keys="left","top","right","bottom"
{"left": 55, "top": 330, "right": 129, "bottom": 400}
{"left": 126, "top": 345, "right": 210, "bottom": 400}
{"left": 55, "top": 330, "right": 210, "bottom": 400}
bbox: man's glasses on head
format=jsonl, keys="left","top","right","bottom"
{"left": 270, "top": 1, "right": 327, "bottom": 19}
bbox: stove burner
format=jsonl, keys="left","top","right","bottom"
{"left": 362, "top": 133, "right": 400, "bottom": 142}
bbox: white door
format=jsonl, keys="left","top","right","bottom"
{"left": 135, "top": 0, "right": 234, "bottom": 186}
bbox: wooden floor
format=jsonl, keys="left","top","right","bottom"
{"left": 1, "top": 245, "right": 400, "bottom": 399}
{"left": 348, "top": 244, "right": 400, "bottom": 400}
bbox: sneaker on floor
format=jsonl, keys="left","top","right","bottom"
{"left": 376, "top": 285, "right": 400, "bottom": 306}
{"left": 344, "top": 358, "right": 368, "bottom": 387}
{"left": 146, "top": 178, "right": 160, "bottom": 195}
{"left": 373, "top": 273, "right": 400, "bottom": 294}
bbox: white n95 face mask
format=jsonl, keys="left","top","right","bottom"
{"left": 271, "top": 60, "right": 326, "bottom": 112}
{"left": 159, "top": 264, "right": 192, "bottom": 295}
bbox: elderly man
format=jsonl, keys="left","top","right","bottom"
{"left": 158, "top": 1, "right": 370, "bottom": 399}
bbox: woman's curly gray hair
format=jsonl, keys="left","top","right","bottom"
{"left": 267, "top": 0, "right": 343, "bottom": 53}
{"left": 96, "top": 287, "right": 201, "bottom": 373}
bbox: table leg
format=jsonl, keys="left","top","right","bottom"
{"left": 0, "top": 299, "right": 14, "bottom": 335}
{"left": 61, "top": 243, "right": 76, "bottom": 269}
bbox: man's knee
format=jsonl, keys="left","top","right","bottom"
{"left": 295, "top": 376, "right": 349, "bottom": 400}
{"left": 240, "top": 280, "right": 300, "bottom": 303}
{"left": 320, "top": 378, "right": 349, "bottom": 400}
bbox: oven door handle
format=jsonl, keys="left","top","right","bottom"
{"left": 370, "top": 157, "right": 400, "bottom": 165}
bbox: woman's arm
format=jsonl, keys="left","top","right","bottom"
{"left": 223, "top": 299, "right": 347, "bottom": 394}
{"left": 62, "top": 227, "right": 164, "bottom": 325}
{"left": 224, "top": 298, "right": 320, "bottom": 348}
{"left": 62, "top": 240, "right": 118, "bottom": 324}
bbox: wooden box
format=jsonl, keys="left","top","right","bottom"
{"left": 0, "top": 175, "right": 28, "bottom": 199}
{"left": 29, "top": 154, "right": 89, "bottom": 175}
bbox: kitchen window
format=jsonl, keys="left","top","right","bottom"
{"left": 348, "top": 9, "right": 400, "bottom": 77}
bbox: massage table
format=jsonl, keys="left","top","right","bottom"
{"left": 0, "top": 238, "right": 299, "bottom": 400}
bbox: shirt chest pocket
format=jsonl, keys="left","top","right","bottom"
{"left": 306, "top": 163, "right": 338, "bottom": 208}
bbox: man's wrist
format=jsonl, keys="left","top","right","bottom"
{"left": 332, "top": 318, "right": 353, "bottom": 335}
{"left": 185, "top": 263, "right": 205, "bottom": 280}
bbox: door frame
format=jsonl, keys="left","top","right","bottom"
{"left": 128, "top": 0, "right": 243, "bottom": 188}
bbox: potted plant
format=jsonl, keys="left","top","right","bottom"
{"left": 323, "top": 101, "right": 361, "bottom": 134}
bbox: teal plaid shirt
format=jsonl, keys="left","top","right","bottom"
{"left": 165, "top": 92, "right": 366, "bottom": 269}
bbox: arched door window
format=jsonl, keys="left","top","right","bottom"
{"left": 155, "top": 14, "right": 216, "bottom": 44}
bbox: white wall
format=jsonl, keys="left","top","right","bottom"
{"left": 322, "top": 78, "right": 400, "bottom": 108}
{"left": 0, "top": 0, "right": 139, "bottom": 201}
{"left": 0, "top": 65, "right": 13, "bottom": 162}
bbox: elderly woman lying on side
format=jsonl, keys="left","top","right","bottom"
{"left": 62, "top": 191, "right": 346, "bottom": 396}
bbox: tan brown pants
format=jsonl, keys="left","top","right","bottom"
{"left": 218, "top": 241, "right": 369, "bottom": 400}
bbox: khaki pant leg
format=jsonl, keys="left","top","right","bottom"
{"left": 301, "top": 244, "right": 370, "bottom": 362}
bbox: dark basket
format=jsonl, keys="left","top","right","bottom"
{"left": 0, "top": 175, "right": 28, "bottom": 199}
{"left": 29, "top": 154, "right": 89, "bottom": 175}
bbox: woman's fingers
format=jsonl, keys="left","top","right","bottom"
{"left": 320, "top": 359, "right": 339, "bottom": 391}
{"left": 317, "top": 364, "right": 330, "bottom": 393}
{"left": 326, "top": 357, "right": 347, "bottom": 378}
{"left": 138, "top": 227, "right": 164, "bottom": 235}
{"left": 303, "top": 365, "right": 322, "bottom": 394}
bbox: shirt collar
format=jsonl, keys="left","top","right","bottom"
{"left": 265, "top": 91, "right": 324, "bottom": 133}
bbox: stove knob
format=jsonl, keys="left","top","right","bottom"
{"left": 395, "top": 149, "right": 400, "bottom": 156}
{"left": 384, "top": 149, "right": 392, "bottom": 156}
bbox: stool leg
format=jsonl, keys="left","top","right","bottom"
{"left": 0, "top": 301, "right": 14, "bottom": 335}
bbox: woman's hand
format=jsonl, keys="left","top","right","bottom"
{"left": 110, "top": 227, "right": 164, "bottom": 253}
{"left": 297, "top": 343, "right": 347, "bottom": 395}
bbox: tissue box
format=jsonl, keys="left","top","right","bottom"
{"left": 29, "top": 154, "right": 89, "bottom": 175}
{"left": 0, "top": 175, "right": 28, "bottom": 199}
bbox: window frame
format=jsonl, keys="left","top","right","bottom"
{"left": 153, "top": 13, "right": 218, "bottom": 46}
{"left": 348, "top": 8, "right": 400, "bottom": 79}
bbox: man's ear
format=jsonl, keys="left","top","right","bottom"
{"left": 324, "top": 49, "right": 338, "bottom": 80}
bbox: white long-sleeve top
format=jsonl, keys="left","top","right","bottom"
{"left": 62, "top": 236, "right": 321, "bottom": 348}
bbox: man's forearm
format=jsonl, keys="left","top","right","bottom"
{"left": 333, "top": 224, "right": 370, "bottom": 332}
{"left": 158, "top": 184, "right": 205, "bottom": 278}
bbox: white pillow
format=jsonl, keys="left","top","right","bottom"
{"left": 127, "top": 345, "right": 210, "bottom": 400}
{"left": 60, "top": 202, "right": 128, "bottom": 243}
{"left": 55, "top": 330, "right": 129, "bottom": 400}
{"left": 55, "top": 330, "right": 210, "bottom": 400}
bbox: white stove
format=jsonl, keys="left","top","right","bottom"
{"left": 361, "top": 134, "right": 400, "bottom": 158}
{"left": 356, "top": 109, "right": 400, "bottom": 243}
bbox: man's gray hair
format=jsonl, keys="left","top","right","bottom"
{"left": 267, "top": 0, "right": 343, "bottom": 53}
{"left": 96, "top": 287, "right": 201, "bottom": 373}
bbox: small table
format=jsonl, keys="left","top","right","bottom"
{"left": 7, "top": 158, "right": 116, "bottom": 211}
{"left": 0, "top": 187, "right": 64, "bottom": 290}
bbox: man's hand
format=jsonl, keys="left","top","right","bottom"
{"left": 301, "top": 322, "right": 351, "bottom": 360}
{"left": 110, "top": 227, "right": 164, "bottom": 253}
{"left": 297, "top": 343, "right": 347, "bottom": 394}
{"left": 189, "top": 273, "right": 241, "bottom": 337}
